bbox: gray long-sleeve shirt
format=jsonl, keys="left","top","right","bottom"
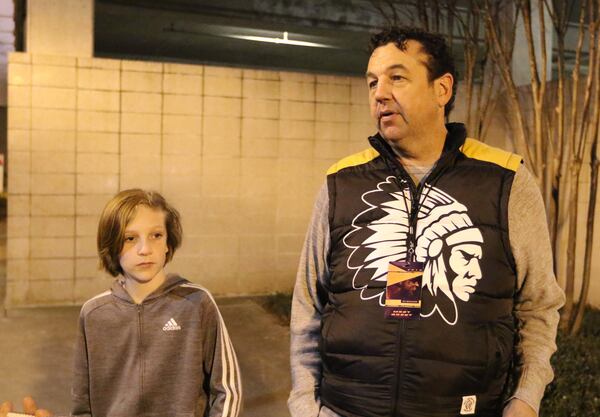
{"left": 71, "top": 274, "right": 242, "bottom": 417}
{"left": 288, "top": 164, "right": 565, "bottom": 417}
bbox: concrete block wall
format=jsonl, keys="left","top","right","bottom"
{"left": 5, "top": 52, "right": 373, "bottom": 307}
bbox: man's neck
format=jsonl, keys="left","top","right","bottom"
{"left": 388, "top": 126, "right": 447, "bottom": 167}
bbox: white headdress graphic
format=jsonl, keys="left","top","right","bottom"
{"left": 343, "top": 176, "right": 484, "bottom": 325}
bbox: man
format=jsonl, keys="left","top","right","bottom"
{"left": 288, "top": 27, "right": 564, "bottom": 417}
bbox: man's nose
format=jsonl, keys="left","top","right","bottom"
{"left": 374, "top": 79, "right": 392, "bottom": 101}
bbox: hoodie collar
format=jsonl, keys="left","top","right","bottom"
{"left": 111, "top": 273, "right": 189, "bottom": 304}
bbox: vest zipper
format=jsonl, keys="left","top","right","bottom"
{"left": 407, "top": 180, "right": 424, "bottom": 262}
{"left": 368, "top": 136, "right": 454, "bottom": 416}
{"left": 388, "top": 155, "right": 429, "bottom": 262}
{"left": 137, "top": 304, "right": 144, "bottom": 413}
{"left": 391, "top": 319, "right": 407, "bottom": 417}
{"left": 369, "top": 137, "right": 452, "bottom": 263}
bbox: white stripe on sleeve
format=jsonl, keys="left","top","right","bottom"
{"left": 182, "top": 284, "right": 242, "bottom": 417}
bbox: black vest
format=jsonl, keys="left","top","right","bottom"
{"left": 321, "top": 124, "right": 521, "bottom": 417}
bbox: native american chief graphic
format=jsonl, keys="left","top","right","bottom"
{"left": 343, "top": 176, "right": 484, "bottom": 325}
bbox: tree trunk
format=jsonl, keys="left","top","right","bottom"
{"left": 560, "top": 165, "right": 580, "bottom": 328}
{"left": 571, "top": 158, "right": 599, "bottom": 334}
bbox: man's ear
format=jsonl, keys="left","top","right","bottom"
{"left": 435, "top": 73, "right": 454, "bottom": 108}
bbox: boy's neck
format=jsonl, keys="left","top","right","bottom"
{"left": 123, "top": 271, "right": 167, "bottom": 304}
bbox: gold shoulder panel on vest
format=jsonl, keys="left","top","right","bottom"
{"left": 459, "top": 138, "right": 522, "bottom": 172}
{"left": 327, "top": 148, "right": 380, "bottom": 175}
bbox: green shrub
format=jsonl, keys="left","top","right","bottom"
{"left": 541, "top": 308, "right": 600, "bottom": 417}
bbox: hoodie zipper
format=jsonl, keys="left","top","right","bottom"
{"left": 111, "top": 277, "right": 190, "bottom": 414}
{"left": 137, "top": 304, "right": 144, "bottom": 413}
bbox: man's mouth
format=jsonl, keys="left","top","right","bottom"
{"left": 378, "top": 110, "right": 396, "bottom": 119}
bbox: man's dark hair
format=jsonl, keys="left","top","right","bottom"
{"left": 369, "top": 27, "right": 457, "bottom": 117}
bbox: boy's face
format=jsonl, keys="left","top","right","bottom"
{"left": 119, "top": 205, "right": 168, "bottom": 284}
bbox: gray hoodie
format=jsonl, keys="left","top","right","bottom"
{"left": 71, "top": 274, "right": 242, "bottom": 417}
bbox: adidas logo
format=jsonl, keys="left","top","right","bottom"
{"left": 162, "top": 318, "right": 181, "bottom": 331}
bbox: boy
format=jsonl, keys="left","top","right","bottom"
{"left": 71, "top": 189, "right": 242, "bottom": 417}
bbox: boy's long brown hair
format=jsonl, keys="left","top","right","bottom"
{"left": 97, "top": 189, "right": 182, "bottom": 277}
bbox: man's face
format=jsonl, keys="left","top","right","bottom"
{"left": 366, "top": 41, "right": 444, "bottom": 144}
{"left": 448, "top": 243, "right": 483, "bottom": 302}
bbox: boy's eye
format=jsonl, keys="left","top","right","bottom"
{"left": 153, "top": 232, "right": 164, "bottom": 239}
{"left": 124, "top": 236, "right": 136, "bottom": 242}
